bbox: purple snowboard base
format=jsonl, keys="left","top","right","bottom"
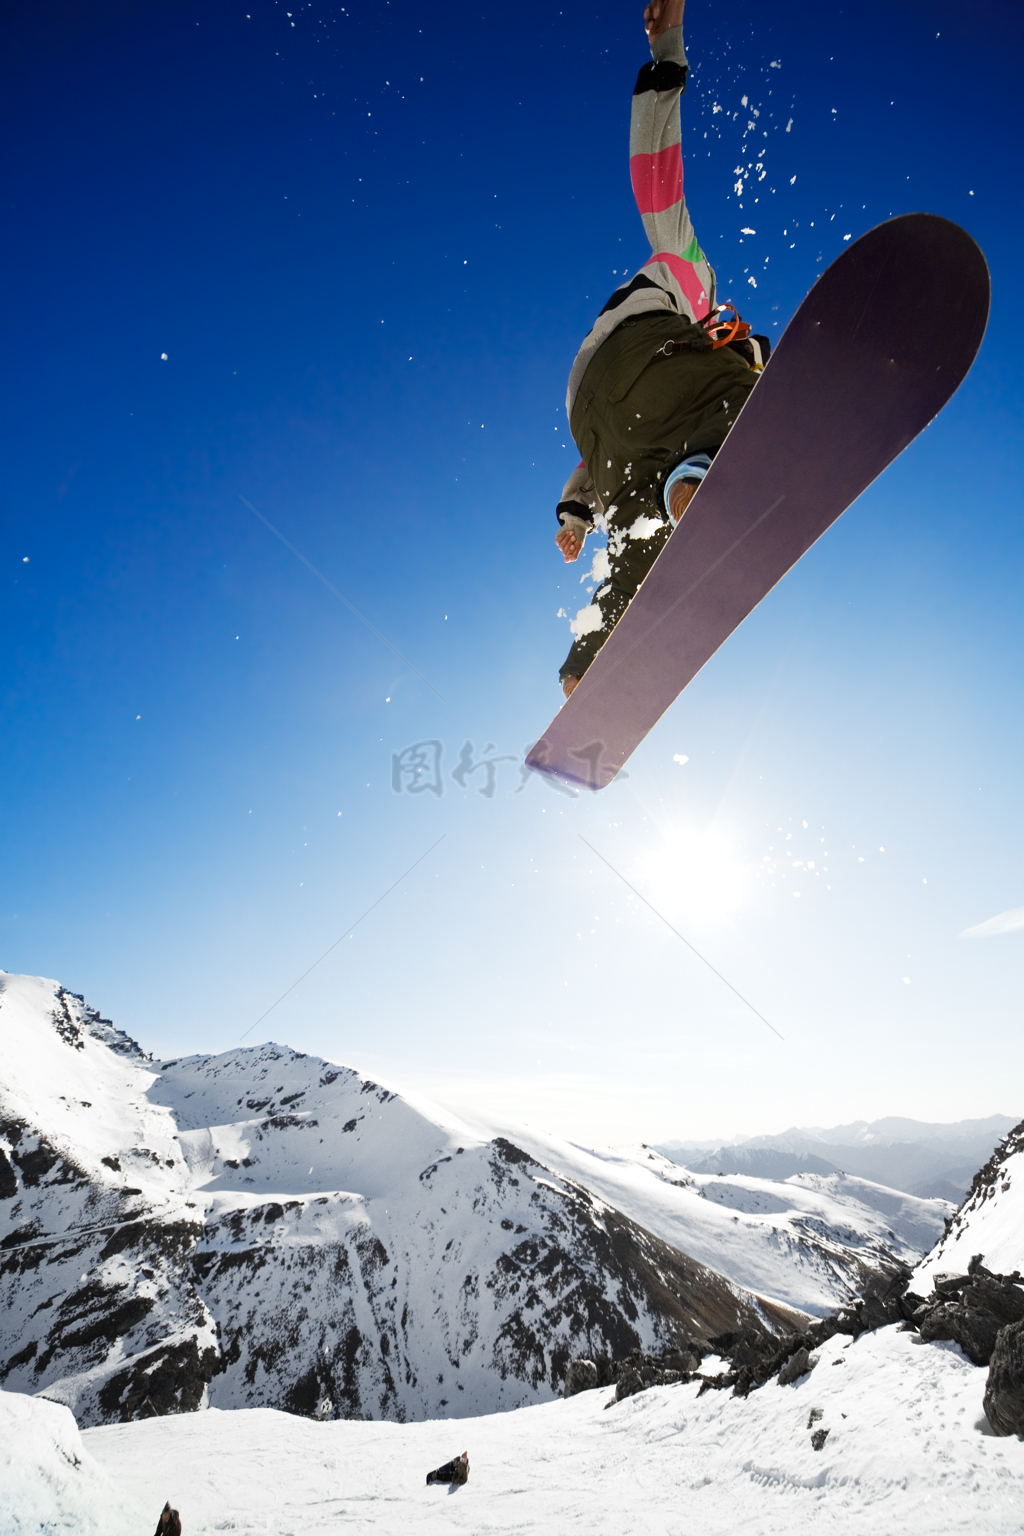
{"left": 527, "top": 214, "right": 989, "bottom": 792}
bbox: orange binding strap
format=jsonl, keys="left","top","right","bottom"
{"left": 701, "top": 302, "right": 751, "bottom": 350}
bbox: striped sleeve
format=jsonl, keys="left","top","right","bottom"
{"left": 628, "top": 27, "right": 714, "bottom": 322}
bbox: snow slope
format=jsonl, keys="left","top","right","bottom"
{"left": 915, "top": 1118, "right": 1024, "bottom": 1290}
{"left": 0, "top": 1388, "right": 141, "bottom": 1534}
{"left": 75, "top": 1324, "right": 1024, "bottom": 1536}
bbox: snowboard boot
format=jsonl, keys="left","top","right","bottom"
{"left": 664, "top": 452, "right": 712, "bottom": 524}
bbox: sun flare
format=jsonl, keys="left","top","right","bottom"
{"left": 636, "top": 822, "right": 749, "bottom": 926}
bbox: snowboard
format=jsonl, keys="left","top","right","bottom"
{"left": 526, "top": 213, "right": 989, "bottom": 792}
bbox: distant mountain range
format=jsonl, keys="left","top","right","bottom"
{"left": 0, "top": 971, "right": 953, "bottom": 1429}
{"left": 653, "top": 1114, "right": 1019, "bottom": 1202}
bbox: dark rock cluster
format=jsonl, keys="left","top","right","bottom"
{"left": 984, "top": 1320, "right": 1024, "bottom": 1436}
{"left": 902, "top": 1255, "right": 1024, "bottom": 1366}
{"left": 565, "top": 1264, "right": 917, "bottom": 1404}
{"left": 567, "top": 1251, "right": 1024, "bottom": 1440}
{"left": 563, "top": 1345, "right": 703, "bottom": 1404}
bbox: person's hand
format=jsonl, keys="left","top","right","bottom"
{"left": 556, "top": 527, "right": 582, "bottom": 563}
{"left": 644, "top": 0, "right": 685, "bottom": 43}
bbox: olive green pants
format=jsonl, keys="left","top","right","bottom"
{"left": 560, "top": 311, "right": 757, "bottom": 683}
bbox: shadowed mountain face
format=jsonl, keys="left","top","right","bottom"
{"left": 0, "top": 974, "right": 801, "bottom": 1429}
{"left": 655, "top": 1114, "right": 1019, "bottom": 1201}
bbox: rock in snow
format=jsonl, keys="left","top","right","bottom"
{"left": 777, "top": 1344, "right": 815, "bottom": 1385}
{"left": 985, "top": 1319, "right": 1024, "bottom": 1437}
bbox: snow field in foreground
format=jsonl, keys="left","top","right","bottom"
{"left": 79, "top": 1326, "right": 1024, "bottom": 1536}
{"left": 0, "top": 1389, "right": 139, "bottom": 1534}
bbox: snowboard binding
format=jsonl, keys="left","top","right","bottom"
{"left": 703, "top": 303, "right": 771, "bottom": 371}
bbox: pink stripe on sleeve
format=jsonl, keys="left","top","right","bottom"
{"left": 644, "top": 251, "right": 709, "bottom": 319}
{"left": 629, "top": 143, "right": 684, "bottom": 216}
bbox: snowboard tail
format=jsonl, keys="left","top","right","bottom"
{"left": 527, "top": 214, "right": 989, "bottom": 792}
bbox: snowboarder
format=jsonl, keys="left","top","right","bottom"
{"left": 154, "top": 1501, "right": 182, "bottom": 1536}
{"left": 555, "top": 0, "right": 768, "bottom": 696}
{"left": 425, "top": 1450, "right": 470, "bottom": 1485}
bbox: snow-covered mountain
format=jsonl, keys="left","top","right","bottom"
{"left": 446, "top": 1114, "right": 948, "bottom": 1317}
{"left": 1, "top": 971, "right": 948, "bottom": 1430}
{"left": 656, "top": 1113, "right": 1018, "bottom": 1201}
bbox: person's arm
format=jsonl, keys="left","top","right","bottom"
{"left": 555, "top": 462, "right": 603, "bottom": 563}
{"left": 630, "top": 3, "right": 705, "bottom": 299}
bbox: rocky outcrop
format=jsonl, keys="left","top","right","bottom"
{"left": 902, "top": 1256, "right": 1024, "bottom": 1366}
{"left": 915, "top": 1118, "right": 1024, "bottom": 1286}
{"left": 777, "top": 1345, "right": 815, "bottom": 1385}
{"left": 984, "top": 1320, "right": 1024, "bottom": 1436}
{"left": 564, "top": 1263, "right": 912, "bottom": 1404}
{"left": 563, "top": 1345, "right": 703, "bottom": 1402}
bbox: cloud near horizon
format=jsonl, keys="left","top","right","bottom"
{"left": 959, "top": 906, "right": 1024, "bottom": 939}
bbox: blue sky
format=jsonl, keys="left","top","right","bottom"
{"left": 2, "top": 0, "right": 1022, "bottom": 1144}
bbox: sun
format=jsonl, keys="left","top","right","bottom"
{"left": 635, "top": 821, "right": 750, "bottom": 927}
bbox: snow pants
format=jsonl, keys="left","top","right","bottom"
{"left": 560, "top": 310, "right": 757, "bottom": 683}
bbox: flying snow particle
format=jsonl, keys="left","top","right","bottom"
{"left": 844, "top": 234, "right": 852, "bottom": 241}
{"left": 902, "top": 977, "right": 911, "bottom": 984}
{"left": 786, "top": 119, "right": 793, "bottom": 132}
{"left": 790, "top": 175, "right": 796, "bottom": 184}
{"left": 673, "top": 754, "right": 689, "bottom": 766}
{"left": 570, "top": 602, "right": 605, "bottom": 639}
{"left": 741, "top": 227, "right": 756, "bottom": 234}
{"left": 748, "top": 276, "right": 757, "bottom": 287}
{"left": 628, "top": 514, "right": 665, "bottom": 540}
{"left": 160, "top": 352, "right": 168, "bottom": 360}
{"left": 22, "top": 556, "right": 29, "bottom": 562}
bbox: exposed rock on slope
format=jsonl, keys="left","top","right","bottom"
{"left": 915, "top": 1117, "right": 1024, "bottom": 1289}
{"left": 0, "top": 973, "right": 797, "bottom": 1428}
{"left": 905, "top": 1257, "right": 1024, "bottom": 1367}
{"left": 984, "top": 1318, "right": 1024, "bottom": 1436}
